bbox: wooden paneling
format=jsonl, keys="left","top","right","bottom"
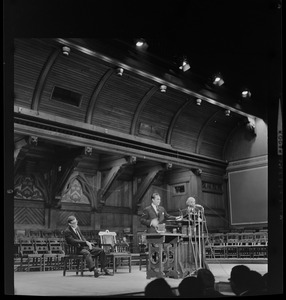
{"left": 171, "top": 100, "right": 218, "bottom": 153}
{"left": 14, "top": 39, "right": 52, "bottom": 108}
{"left": 137, "top": 88, "right": 185, "bottom": 142}
{"left": 40, "top": 51, "right": 108, "bottom": 122}
{"left": 94, "top": 72, "right": 152, "bottom": 133}
{"left": 14, "top": 205, "right": 45, "bottom": 225}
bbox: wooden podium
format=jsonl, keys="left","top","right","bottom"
{"left": 143, "top": 233, "right": 184, "bottom": 279}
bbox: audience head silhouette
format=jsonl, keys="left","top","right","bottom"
{"left": 196, "top": 268, "right": 224, "bottom": 297}
{"left": 246, "top": 270, "right": 267, "bottom": 295}
{"left": 145, "top": 278, "right": 174, "bottom": 298}
{"left": 229, "top": 265, "right": 251, "bottom": 295}
{"left": 178, "top": 276, "right": 204, "bottom": 298}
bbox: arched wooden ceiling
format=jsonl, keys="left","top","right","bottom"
{"left": 14, "top": 38, "right": 251, "bottom": 166}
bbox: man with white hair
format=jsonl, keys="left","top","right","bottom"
{"left": 180, "top": 197, "right": 203, "bottom": 221}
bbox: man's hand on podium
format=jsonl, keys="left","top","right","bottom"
{"left": 150, "top": 218, "right": 159, "bottom": 228}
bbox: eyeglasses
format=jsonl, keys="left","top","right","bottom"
{"left": 70, "top": 220, "right": 78, "bottom": 225}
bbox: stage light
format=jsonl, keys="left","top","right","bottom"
{"left": 116, "top": 68, "right": 124, "bottom": 76}
{"left": 135, "top": 38, "right": 148, "bottom": 50}
{"left": 225, "top": 109, "right": 230, "bottom": 117}
{"left": 196, "top": 98, "right": 202, "bottom": 106}
{"left": 241, "top": 88, "right": 251, "bottom": 99}
{"left": 212, "top": 73, "right": 224, "bottom": 86}
{"left": 160, "top": 85, "right": 167, "bottom": 92}
{"left": 179, "top": 57, "right": 190, "bottom": 72}
{"left": 62, "top": 46, "right": 71, "bottom": 56}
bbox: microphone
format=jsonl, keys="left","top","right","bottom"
{"left": 195, "top": 204, "right": 204, "bottom": 209}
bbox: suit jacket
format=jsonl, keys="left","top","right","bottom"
{"left": 64, "top": 225, "right": 88, "bottom": 252}
{"left": 140, "top": 205, "right": 176, "bottom": 233}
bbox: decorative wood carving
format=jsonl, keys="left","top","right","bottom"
{"left": 202, "top": 181, "right": 223, "bottom": 194}
{"left": 61, "top": 178, "right": 90, "bottom": 204}
{"left": 14, "top": 174, "right": 46, "bottom": 201}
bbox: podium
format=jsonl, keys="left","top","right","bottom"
{"left": 143, "top": 233, "right": 184, "bottom": 279}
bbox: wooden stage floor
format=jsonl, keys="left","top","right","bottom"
{"left": 13, "top": 262, "right": 268, "bottom": 297}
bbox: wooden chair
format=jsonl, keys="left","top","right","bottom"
{"left": 98, "top": 230, "right": 132, "bottom": 274}
{"left": 19, "top": 238, "right": 43, "bottom": 271}
{"left": 33, "top": 238, "right": 58, "bottom": 271}
{"left": 47, "top": 238, "right": 65, "bottom": 270}
{"left": 62, "top": 243, "right": 87, "bottom": 276}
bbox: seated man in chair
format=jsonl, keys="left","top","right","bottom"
{"left": 64, "top": 215, "right": 112, "bottom": 277}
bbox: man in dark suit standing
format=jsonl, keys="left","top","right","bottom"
{"left": 140, "top": 192, "right": 182, "bottom": 233}
{"left": 64, "top": 215, "right": 112, "bottom": 277}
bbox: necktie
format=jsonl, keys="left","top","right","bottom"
{"left": 75, "top": 229, "right": 82, "bottom": 240}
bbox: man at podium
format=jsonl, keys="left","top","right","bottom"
{"left": 140, "top": 192, "right": 182, "bottom": 233}
{"left": 180, "top": 196, "right": 204, "bottom": 224}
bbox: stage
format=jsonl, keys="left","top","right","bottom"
{"left": 13, "top": 262, "right": 268, "bottom": 297}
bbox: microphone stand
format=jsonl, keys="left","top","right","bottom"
{"left": 198, "top": 208, "right": 202, "bottom": 269}
{"left": 188, "top": 208, "right": 198, "bottom": 273}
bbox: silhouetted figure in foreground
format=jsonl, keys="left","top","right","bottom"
{"left": 178, "top": 276, "right": 204, "bottom": 298}
{"left": 228, "top": 265, "right": 267, "bottom": 296}
{"left": 228, "top": 265, "right": 251, "bottom": 296}
{"left": 196, "top": 268, "right": 225, "bottom": 297}
{"left": 145, "top": 278, "right": 175, "bottom": 298}
{"left": 242, "top": 270, "right": 267, "bottom": 296}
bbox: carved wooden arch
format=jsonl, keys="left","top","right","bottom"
{"left": 195, "top": 110, "right": 221, "bottom": 154}
{"left": 130, "top": 86, "right": 158, "bottom": 135}
{"left": 61, "top": 173, "right": 95, "bottom": 208}
{"left": 31, "top": 48, "right": 61, "bottom": 111}
{"left": 166, "top": 98, "right": 192, "bottom": 144}
{"left": 85, "top": 68, "right": 115, "bottom": 124}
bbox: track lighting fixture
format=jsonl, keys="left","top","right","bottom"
{"left": 212, "top": 73, "right": 224, "bottom": 86}
{"left": 241, "top": 88, "right": 251, "bottom": 99}
{"left": 116, "top": 67, "right": 124, "bottom": 76}
{"left": 62, "top": 46, "right": 71, "bottom": 56}
{"left": 160, "top": 85, "right": 167, "bottom": 92}
{"left": 135, "top": 38, "right": 148, "bottom": 50}
{"left": 196, "top": 98, "right": 202, "bottom": 106}
{"left": 225, "top": 109, "right": 231, "bottom": 117}
{"left": 179, "top": 56, "right": 190, "bottom": 72}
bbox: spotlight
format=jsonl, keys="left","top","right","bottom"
{"left": 225, "top": 109, "right": 230, "bottom": 117}
{"left": 135, "top": 38, "right": 148, "bottom": 50}
{"left": 241, "top": 88, "right": 251, "bottom": 99}
{"left": 136, "top": 38, "right": 145, "bottom": 47}
{"left": 179, "top": 57, "right": 190, "bottom": 72}
{"left": 196, "top": 98, "right": 202, "bottom": 106}
{"left": 212, "top": 73, "right": 224, "bottom": 86}
{"left": 116, "top": 67, "right": 124, "bottom": 76}
{"left": 62, "top": 46, "right": 71, "bottom": 56}
{"left": 160, "top": 85, "right": 167, "bottom": 93}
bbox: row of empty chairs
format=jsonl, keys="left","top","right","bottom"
{"left": 207, "top": 230, "right": 268, "bottom": 246}
{"left": 205, "top": 230, "right": 268, "bottom": 259}
{"left": 15, "top": 237, "right": 65, "bottom": 272}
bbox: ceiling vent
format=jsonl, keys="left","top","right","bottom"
{"left": 51, "top": 86, "right": 82, "bottom": 107}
